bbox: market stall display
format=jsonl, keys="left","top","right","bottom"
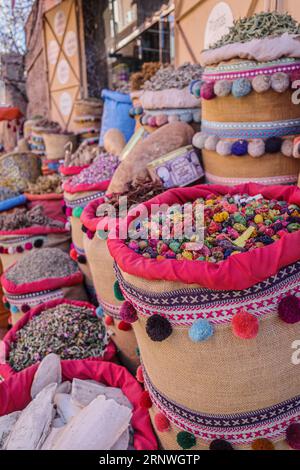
{"left": 0, "top": 356, "right": 157, "bottom": 450}
{"left": 1, "top": 248, "right": 87, "bottom": 325}
{"left": 108, "top": 183, "right": 300, "bottom": 450}
{"left": 81, "top": 176, "right": 165, "bottom": 374}
{"left": 192, "top": 12, "right": 300, "bottom": 185}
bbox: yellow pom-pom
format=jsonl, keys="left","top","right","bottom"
{"left": 182, "top": 250, "right": 193, "bottom": 260}
{"left": 254, "top": 214, "right": 264, "bottom": 224}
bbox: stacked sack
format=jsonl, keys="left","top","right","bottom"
{"left": 73, "top": 98, "right": 102, "bottom": 146}
{"left": 192, "top": 12, "right": 300, "bottom": 185}
{"left": 29, "top": 119, "right": 61, "bottom": 158}
{"left": 139, "top": 63, "right": 202, "bottom": 131}
{"left": 108, "top": 184, "right": 300, "bottom": 450}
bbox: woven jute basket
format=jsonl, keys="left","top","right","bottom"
{"left": 108, "top": 184, "right": 300, "bottom": 451}
{"left": 74, "top": 98, "right": 103, "bottom": 117}
{"left": 0, "top": 152, "right": 41, "bottom": 192}
{"left": 43, "top": 133, "right": 78, "bottom": 161}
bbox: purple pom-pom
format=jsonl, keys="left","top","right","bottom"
{"left": 120, "top": 301, "right": 138, "bottom": 323}
{"left": 278, "top": 295, "right": 300, "bottom": 324}
{"left": 286, "top": 423, "right": 300, "bottom": 449}
{"left": 231, "top": 140, "right": 248, "bottom": 156}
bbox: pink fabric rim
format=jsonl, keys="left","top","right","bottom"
{"left": 59, "top": 164, "right": 89, "bottom": 176}
{"left": 107, "top": 183, "right": 300, "bottom": 290}
{"left": 63, "top": 179, "right": 110, "bottom": 194}
{"left": 0, "top": 226, "right": 69, "bottom": 236}
{"left": 1, "top": 269, "right": 83, "bottom": 295}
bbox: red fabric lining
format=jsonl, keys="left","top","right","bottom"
{"left": 59, "top": 164, "right": 89, "bottom": 176}
{"left": 107, "top": 184, "right": 300, "bottom": 290}
{"left": 25, "top": 193, "right": 63, "bottom": 201}
{"left": 81, "top": 196, "right": 106, "bottom": 232}
{"left": 63, "top": 179, "right": 110, "bottom": 194}
{"left": 0, "top": 360, "right": 157, "bottom": 450}
{"left": 0, "top": 227, "right": 68, "bottom": 236}
{"left": 1, "top": 269, "right": 83, "bottom": 295}
{"left": 0, "top": 299, "right": 116, "bottom": 380}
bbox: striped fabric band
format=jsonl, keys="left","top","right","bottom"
{"left": 202, "top": 118, "right": 300, "bottom": 139}
{"left": 143, "top": 365, "right": 300, "bottom": 446}
{"left": 205, "top": 173, "right": 298, "bottom": 186}
{"left": 6, "top": 289, "right": 65, "bottom": 308}
{"left": 64, "top": 191, "right": 105, "bottom": 209}
{"left": 98, "top": 297, "right": 122, "bottom": 319}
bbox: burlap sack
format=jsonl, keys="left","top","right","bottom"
{"left": 108, "top": 184, "right": 300, "bottom": 450}
{"left": 81, "top": 198, "right": 140, "bottom": 374}
{"left": 0, "top": 261, "right": 9, "bottom": 328}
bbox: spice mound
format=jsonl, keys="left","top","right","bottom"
{"left": 210, "top": 12, "right": 300, "bottom": 49}
{"left": 68, "top": 152, "right": 119, "bottom": 187}
{"left": 27, "top": 175, "right": 63, "bottom": 195}
{"left": 5, "top": 248, "right": 78, "bottom": 284}
{"left": 8, "top": 305, "right": 108, "bottom": 371}
{"left": 143, "top": 63, "right": 203, "bottom": 91}
{"left": 64, "top": 141, "right": 98, "bottom": 168}
{"left": 125, "top": 193, "right": 300, "bottom": 263}
{"left": 0, "top": 187, "right": 20, "bottom": 202}
{"left": 0, "top": 205, "right": 65, "bottom": 231}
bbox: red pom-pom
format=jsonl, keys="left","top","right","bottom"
{"left": 136, "top": 365, "right": 144, "bottom": 383}
{"left": 105, "top": 315, "right": 114, "bottom": 326}
{"left": 70, "top": 248, "right": 78, "bottom": 261}
{"left": 24, "top": 242, "right": 33, "bottom": 251}
{"left": 139, "top": 390, "right": 152, "bottom": 409}
{"left": 201, "top": 82, "right": 216, "bottom": 100}
{"left": 65, "top": 207, "right": 72, "bottom": 217}
{"left": 118, "top": 320, "right": 132, "bottom": 331}
{"left": 154, "top": 413, "right": 170, "bottom": 432}
{"left": 286, "top": 423, "right": 300, "bottom": 449}
{"left": 278, "top": 295, "right": 300, "bottom": 324}
{"left": 120, "top": 301, "right": 138, "bottom": 323}
{"left": 232, "top": 309, "right": 259, "bottom": 339}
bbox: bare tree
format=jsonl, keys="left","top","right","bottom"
{"left": 0, "top": 0, "right": 35, "bottom": 55}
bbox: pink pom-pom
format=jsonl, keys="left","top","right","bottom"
{"left": 87, "top": 230, "right": 94, "bottom": 240}
{"left": 148, "top": 116, "right": 157, "bottom": 127}
{"left": 278, "top": 295, "right": 300, "bottom": 324}
{"left": 136, "top": 365, "right": 144, "bottom": 383}
{"left": 120, "top": 301, "right": 138, "bottom": 323}
{"left": 24, "top": 242, "right": 33, "bottom": 251}
{"left": 65, "top": 207, "right": 72, "bottom": 217}
{"left": 201, "top": 82, "right": 216, "bottom": 100}
{"left": 232, "top": 309, "right": 259, "bottom": 339}
{"left": 154, "top": 413, "right": 170, "bottom": 432}
{"left": 118, "top": 320, "right": 132, "bottom": 331}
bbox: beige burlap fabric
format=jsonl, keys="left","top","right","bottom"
{"left": 84, "top": 234, "right": 139, "bottom": 374}
{"left": 0, "top": 232, "right": 71, "bottom": 272}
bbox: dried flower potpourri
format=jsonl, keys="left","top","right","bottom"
{"left": 8, "top": 304, "right": 108, "bottom": 371}
{"left": 5, "top": 248, "right": 78, "bottom": 284}
{"left": 0, "top": 206, "right": 64, "bottom": 231}
{"left": 210, "top": 12, "right": 300, "bottom": 49}
{"left": 67, "top": 153, "right": 119, "bottom": 187}
{"left": 26, "top": 175, "right": 63, "bottom": 195}
{"left": 125, "top": 194, "right": 300, "bottom": 263}
{"left": 143, "top": 63, "right": 203, "bottom": 91}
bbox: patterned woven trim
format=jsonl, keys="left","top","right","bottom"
{"left": 98, "top": 297, "right": 122, "bottom": 320}
{"left": 64, "top": 191, "right": 105, "bottom": 209}
{"left": 202, "top": 118, "right": 300, "bottom": 139}
{"left": 114, "top": 262, "right": 300, "bottom": 326}
{"left": 143, "top": 365, "right": 300, "bottom": 445}
{"left": 6, "top": 289, "right": 64, "bottom": 307}
{"left": 0, "top": 235, "right": 40, "bottom": 245}
{"left": 73, "top": 243, "right": 85, "bottom": 256}
{"left": 204, "top": 58, "right": 297, "bottom": 73}
{"left": 205, "top": 173, "right": 298, "bottom": 186}
{"left": 203, "top": 60, "right": 300, "bottom": 81}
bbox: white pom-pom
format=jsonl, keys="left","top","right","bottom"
{"left": 248, "top": 139, "right": 265, "bottom": 158}
{"left": 293, "top": 139, "right": 300, "bottom": 158}
{"left": 216, "top": 140, "right": 232, "bottom": 156}
{"left": 281, "top": 139, "right": 293, "bottom": 157}
{"left": 252, "top": 75, "right": 271, "bottom": 93}
{"left": 204, "top": 135, "right": 219, "bottom": 152}
{"left": 192, "top": 132, "right": 208, "bottom": 149}
{"left": 8, "top": 246, "right": 15, "bottom": 255}
{"left": 214, "top": 80, "right": 232, "bottom": 97}
{"left": 271, "top": 73, "right": 290, "bottom": 93}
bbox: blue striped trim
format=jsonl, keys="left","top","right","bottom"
{"left": 202, "top": 118, "right": 300, "bottom": 139}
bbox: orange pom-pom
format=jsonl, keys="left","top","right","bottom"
{"left": 136, "top": 365, "right": 144, "bottom": 383}
{"left": 251, "top": 438, "right": 275, "bottom": 450}
{"left": 118, "top": 320, "right": 132, "bottom": 331}
{"left": 105, "top": 315, "right": 114, "bottom": 326}
{"left": 139, "top": 390, "right": 152, "bottom": 409}
{"left": 154, "top": 413, "right": 170, "bottom": 432}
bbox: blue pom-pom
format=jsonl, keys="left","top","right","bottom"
{"left": 232, "top": 78, "right": 252, "bottom": 98}
{"left": 189, "top": 79, "right": 201, "bottom": 98}
{"left": 189, "top": 319, "right": 214, "bottom": 342}
{"left": 11, "top": 305, "right": 19, "bottom": 314}
{"left": 134, "top": 106, "right": 143, "bottom": 116}
{"left": 232, "top": 140, "right": 248, "bottom": 156}
{"left": 96, "top": 306, "right": 104, "bottom": 318}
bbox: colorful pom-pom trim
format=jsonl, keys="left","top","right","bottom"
{"left": 146, "top": 314, "right": 172, "bottom": 342}
{"left": 232, "top": 310, "right": 259, "bottom": 339}
{"left": 72, "top": 206, "right": 83, "bottom": 218}
{"left": 176, "top": 431, "right": 196, "bottom": 449}
{"left": 209, "top": 439, "right": 234, "bottom": 450}
{"left": 113, "top": 281, "right": 125, "bottom": 301}
{"left": 278, "top": 295, "right": 300, "bottom": 324}
{"left": 10, "top": 305, "right": 19, "bottom": 314}
{"left": 286, "top": 423, "right": 300, "bottom": 450}
{"left": 251, "top": 438, "right": 275, "bottom": 450}
{"left": 104, "top": 315, "right": 114, "bottom": 326}
{"left": 136, "top": 365, "right": 144, "bottom": 383}
{"left": 95, "top": 305, "right": 104, "bottom": 318}
{"left": 118, "top": 320, "right": 132, "bottom": 331}
{"left": 154, "top": 413, "right": 170, "bottom": 433}
{"left": 120, "top": 301, "right": 138, "bottom": 323}
{"left": 189, "top": 318, "right": 214, "bottom": 342}
{"left": 139, "top": 390, "right": 152, "bottom": 409}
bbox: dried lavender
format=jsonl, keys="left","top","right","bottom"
{"left": 68, "top": 152, "right": 119, "bottom": 187}
{"left": 0, "top": 187, "right": 20, "bottom": 202}
{"left": 6, "top": 248, "right": 78, "bottom": 284}
{"left": 210, "top": 12, "right": 300, "bottom": 49}
{"left": 143, "top": 63, "right": 203, "bottom": 91}
{"left": 0, "top": 206, "right": 64, "bottom": 231}
{"left": 8, "top": 303, "right": 108, "bottom": 371}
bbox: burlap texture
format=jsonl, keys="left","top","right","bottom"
{"left": 0, "top": 262, "right": 9, "bottom": 328}
{"left": 84, "top": 234, "right": 139, "bottom": 373}
{"left": 202, "top": 151, "right": 300, "bottom": 180}
{"left": 0, "top": 232, "right": 71, "bottom": 272}
{"left": 202, "top": 89, "right": 300, "bottom": 123}
{"left": 70, "top": 215, "right": 84, "bottom": 251}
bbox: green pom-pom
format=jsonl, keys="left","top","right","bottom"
{"left": 135, "top": 347, "right": 140, "bottom": 357}
{"left": 4, "top": 302, "right": 10, "bottom": 309}
{"left": 73, "top": 206, "right": 83, "bottom": 218}
{"left": 176, "top": 431, "right": 196, "bottom": 449}
{"left": 114, "top": 281, "right": 124, "bottom": 301}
